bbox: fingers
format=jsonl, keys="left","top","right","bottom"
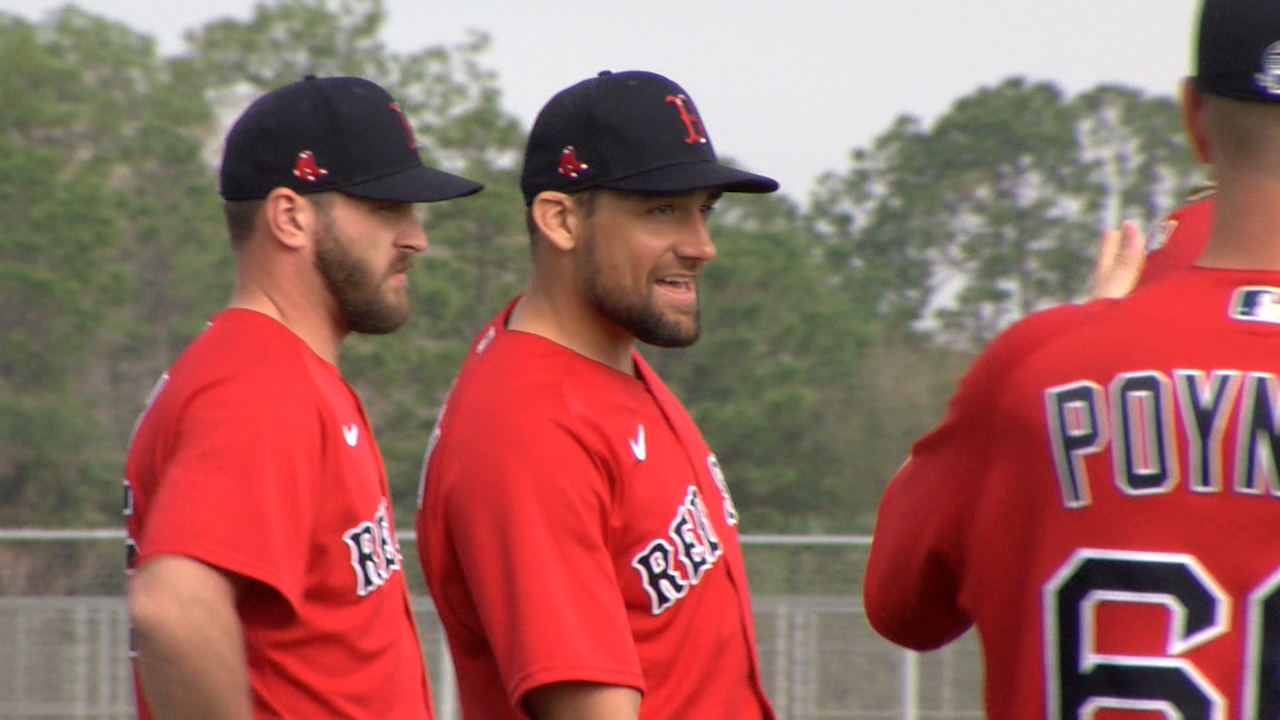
{"left": 1092, "top": 227, "right": 1122, "bottom": 284}
{"left": 1089, "top": 220, "right": 1147, "bottom": 301}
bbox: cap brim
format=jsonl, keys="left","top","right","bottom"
{"left": 601, "top": 162, "right": 778, "bottom": 195}
{"left": 341, "top": 164, "right": 484, "bottom": 203}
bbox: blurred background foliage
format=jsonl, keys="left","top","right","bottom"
{"left": 0, "top": 0, "right": 1204, "bottom": 531}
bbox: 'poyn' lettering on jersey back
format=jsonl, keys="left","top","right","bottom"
{"left": 1044, "top": 368, "right": 1280, "bottom": 508}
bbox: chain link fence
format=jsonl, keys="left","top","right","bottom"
{"left": 0, "top": 531, "right": 981, "bottom": 720}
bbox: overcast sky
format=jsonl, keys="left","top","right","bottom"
{"left": 3, "top": 0, "right": 1202, "bottom": 201}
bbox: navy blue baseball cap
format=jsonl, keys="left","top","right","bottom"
{"left": 520, "top": 70, "right": 779, "bottom": 205}
{"left": 220, "top": 75, "right": 483, "bottom": 202}
{"left": 1197, "top": 0, "right": 1280, "bottom": 103}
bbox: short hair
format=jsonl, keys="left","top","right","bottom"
{"left": 222, "top": 192, "right": 336, "bottom": 250}
{"left": 1203, "top": 93, "right": 1280, "bottom": 173}
{"left": 223, "top": 199, "right": 264, "bottom": 250}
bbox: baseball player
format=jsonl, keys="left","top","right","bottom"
{"left": 124, "top": 76, "right": 481, "bottom": 720}
{"left": 864, "top": 1, "right": 1280, "bottom": 718}
{"left": 416, "top": 71, "right": 778, "bottom": 720}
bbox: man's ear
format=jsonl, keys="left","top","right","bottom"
{"left": 1181, "top": 76, "right": 1212, "bottom": 165}
{"left": 262, "top": 188, "right": 320, "bottom": 251}
{"left": 530, "top": 192, "right": 580, "bottom": 252}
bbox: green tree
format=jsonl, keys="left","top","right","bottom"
{"left": 805, "top": 78, "right": 1197, "bottom": 530}
{"left": 0, "top": 11, "right": 153, "bottom": 524}
{"left": 892, "top": 79, "right": 1094, "bottom": 347}
{"left": 811, "top": 78, "right": 1195, "bottom": 350}
{"left": 0, "top": 0, "right": 1201, "bottom": 541}
{"left": 809, "top": 115, "right": 933, "bottom": 331}
{"left": 1073, "top": 84, "right": 1205, "bottom": 227}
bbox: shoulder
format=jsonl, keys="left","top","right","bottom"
{"left": 425, "top": 338, "right": 628, "bottom": 520}
{"left": 956, "top": 302, "right": 1113, "bottom": 407}
{"left": 432, "top": 338, "right": 587, "bottom": 485}
{"left": 452, "top": 334, "right": 571, "bottom": 416}
{"left": 451, "top": 331, "right": 636, "bottom": 433}
{"left": 426, "top": 333, "right": 646, "bottom": 506}
{"left": 196, "top": 310, "right": 313, "bottom": 366}
{"left": 165, "top": 311, "right": 324, "bottom": 419}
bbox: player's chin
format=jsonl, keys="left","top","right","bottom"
{"left": 381, "top": 282, "right": 413, "bottom": 308}
{"left": 350, "top": 296, "right": 413, "bottom": 335}
{"left": 643, "top": 313, "right": 701, "bottom": 348}
{"left": 389, "top": 295, "right": 414, "bottom": 325}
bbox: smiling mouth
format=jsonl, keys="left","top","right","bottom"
{"left": 386, "top": 268, "right": 412, "bottom": 290}
{"left": 388, "top": 261, "right": 413, "bottom": 282}
{"left": 657, "top": 277, "right": 697, "bottom": 293}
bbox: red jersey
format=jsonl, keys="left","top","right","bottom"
{"left": 125, "top": 309, "right": 432, "bottom": 720}
{"left": 1138, "top": 193, "right": 1215, "bottom": 287}
{"left": 866, "top": 269, "right": 1280, "bottom": 720}
{"left": 416, "top": 301, "right": 773, "bottom": 720}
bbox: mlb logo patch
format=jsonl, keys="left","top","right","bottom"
{"left": 1146, "top": 218, "right": 1177, "bottom": 252}
{"left": 1229, "top": 286, "right": 1280, "bottom": 324}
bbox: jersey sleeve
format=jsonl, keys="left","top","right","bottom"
{"left": 138, "top": 372, "right": 320, "bottom": 611}
{"left": 863, "top": 385, "right": 981, "bottom": 650}
{"left": 437, "top": 401, "right": 643, "bottom": 706}
{"left": 863, "top": 304, "right": 1099, "bottom": 650}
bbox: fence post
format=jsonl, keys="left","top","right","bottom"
{"left": 902, "top": 649, "right": 920, "bottom": 720}
{"left": 437, "top": 633, "right": 458, "bottom": 720}
{"left": 15, "top": 604, "right": 29, "bottom": 712}
{"left": 74, "top": 601, "right": 89, "bottom": 720}
{"left": 772, "top": 598, "right": 791, "bottom": 720}
{"left": 941, "top": 641, "right": 955, "bottom": 717}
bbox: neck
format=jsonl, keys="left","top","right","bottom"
{"left": 229, "top": 272, "right": 345, "bottom": 366}
{"left": 508, "top": 282, "right": 635, "bottom": 375}
{"left": 1198, "top": 172, "right": 1280, "bottom": 272}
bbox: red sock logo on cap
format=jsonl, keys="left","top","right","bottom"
{"left": 293, "top": 151, "right": 329, "bottom": 182}
{"left": 558, "top": 146, "right": 589, "bottom": 179}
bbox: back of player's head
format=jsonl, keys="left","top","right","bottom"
{"left": 1195, "top": 0, "right": 1280, "bottom": 168}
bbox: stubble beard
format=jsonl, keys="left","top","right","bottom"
{"left": 578, "top": 228, "right": 701, "bottom": 349}
{"left": 314, "top": 215, "right": 412, "bottom": 335}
